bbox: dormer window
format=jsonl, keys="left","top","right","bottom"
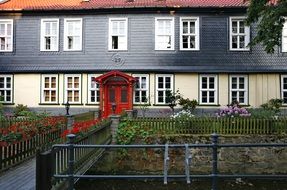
{"left": 155, "top": 17, "right": 174, "bottom": 50}
{"left": 109, "top": 18, "right": 128, "bottom": 51}
{"left": 40, "top": 19, "right": 59, "bottom": 51}
{"left": 64, "top": 18, "right": 82, "bottom": 51}
{"left": 229, "top": 17, "right": 250, "bottom": 51}
{"left": 0, "top": 19, "right": 13, "bottom": 52}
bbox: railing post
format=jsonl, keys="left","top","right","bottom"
{"left": 109, "top": 115, "right": 120, "bottom": 144}
{"left": 211, "top": 133, "right": 219, "bottom": 190}
{"left": 67, "top": 134, "right": 76, "bottom": 190}
{"left": 36, "top": 149, "right": 53, "bottom": 190}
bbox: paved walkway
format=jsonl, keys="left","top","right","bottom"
{"left": 0, "top": 158, "right": 36, "bottom": 190}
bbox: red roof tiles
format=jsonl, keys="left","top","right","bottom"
{"left": 0, "top": 0, "right": 248, "bottom": 11}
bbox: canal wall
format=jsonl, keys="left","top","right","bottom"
{"left": 91, "top": 135, "right": 287, "bottom": 175}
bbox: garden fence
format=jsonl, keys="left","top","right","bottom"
{"left": 130, "top": 117, "right": 287, "bottom": 135}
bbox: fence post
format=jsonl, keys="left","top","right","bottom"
{"left": 66, "top": 115, "right": 75, "bottom": 130}
{"left": 211, "top": 133, "right": 219, "bottom": 190}
{"left": 36, "top": 149, "right": 53, "bottom": 190}
{"left": 67, "top": 134, "right": 76, "bottom": 190}
{"left": 109, "top": 115, "right": 120, "bottom": 144}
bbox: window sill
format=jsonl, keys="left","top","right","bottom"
{"left": 152, "top": 104, "right": 170, "bottom": 106}
{"left": 229, "top": 49, "right": 250, "bottom": 52}
{"left": 198, "top": 104, "right": 220, "bottom": 107}
{"left": 108, "top": 49, "right": 128, "bottom": 52}
{"left": 85, "top": 103, "right": 100, "bottom": 106}
{"left": 1, "top": 103, "right": 15, "bottom": 105}
{"left": 39, "top": 103, "right": 60, "bottom": 106}
{"left": 133, "top": 103, "right": 151, "bottom": 106}
{"left": 61, "top": 103, "right": 84, "bottom": 106}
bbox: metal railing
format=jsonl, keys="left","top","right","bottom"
{"left": 52, "top": 134, "right": 287, "bottom": 190}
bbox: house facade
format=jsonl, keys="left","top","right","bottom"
{"left": 0, "top": 0, "right": 287, "bottom": 116}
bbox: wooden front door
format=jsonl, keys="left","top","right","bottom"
{"left": 105, "top": 84, "right": 129, "bottom": 116}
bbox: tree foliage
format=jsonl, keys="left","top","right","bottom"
{"left": 246, "top": 0, "right": 287, "bottom": 53}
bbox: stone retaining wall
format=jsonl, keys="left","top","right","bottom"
{"left": 91, "top": 135, "right": 287, "bottom": 175}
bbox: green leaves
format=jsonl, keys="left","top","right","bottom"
{"left": 246, "top": 0, "right": 287, "bottom": 53}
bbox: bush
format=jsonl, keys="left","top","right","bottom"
{"left": 178, "top": 98, "right": 198, "bottom": 112}
{"left": 14, "top": 104, "right": 30, "bottom": 117}
{"left": 216, "top": 104, "right": 251, "bottom": 117}
{"left": 171, "top": 110, "right": 195, "bottom": 119}
{"left": 260, "top": 99, "right": 283, "bottom": 114}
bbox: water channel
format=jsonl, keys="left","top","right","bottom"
{"left": 76, "top": 178, "right": 287, "bottom": 190}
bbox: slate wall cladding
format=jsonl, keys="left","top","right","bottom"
{"left": 0, "top": 11, "right": 287, "bottom": 73}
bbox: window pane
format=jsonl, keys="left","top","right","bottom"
{"left": 0, "top": 24, "right": 5, "bottom": 35}
{"left": 0, "top": 78, "right": 4, "bottom": 88}
{"left": 74, "top": 91, "right": 79, "bottom": 102}
{"left": 142, "top": 91, "right": 147, "bottom": 102}
{"left": 7, "top": 24, "right": 12, "bottom": 36}
{"left": 232, "top": 21, "right": 237, "bottom": 33}
{"left": 183, "top": 22, "right": 188, "bottom": 34}
{"left": 0, "top": 37, "right": 5, "bottom": 50}
{"left": 67, "top": 77, "right": 73, "bottom": 88}
{"left": 141, "top": 77, "right": 147, "bottom": 89}
{"left": 165, "top": 77, "right": 171, "bottom": 89}
{"left": 190, "top": 22, "right": 195, "bottom": 34}
{"left": 6, "top": 77, "right": 11, "bottom": 88}
{"left": 158, "top": 91, "right": 164, "bottom": 103}
{"left": 189, "top": 36, "right": 195, "bottom": 48}
{"left": 209, "top": 78, "right": 215, "bottom": 89}
{"left": 239, "top": 21, "right": 245, "bottom": 33}
{"left": 201, "top": 91, "right": 207, "bottom": 103}
{"left": 239, "top": 77, "right": 245, "bottom": 89}
{"left": 6, "top": 90, "right": 11, "bottom": 101}
{"left": 239, "top": 91, "right": 245, "bottom": 103}
{"left": 201, "top": 77, "right": 207, "bottom": 89}
{"left": 182, "top": 35, "right": 188, "bottom": 48}
{"left": 232, "top": 91, "right": 237, "bottom": 101}
{"left": 284, "top": 78, "right": 287, "bottom": 89}
{"left": 74, "top": 77, "right": 79, "bottom": 88}
{"left": 284, "top": 92, "right": 287, "bottom": 104}
{"left": 45, "top": 22, "right": 50, "bottom": 35}
{"left": 209, "top": 91, "right": 215, "bottom": 103}
{"left": 135, "top": 91, "right": 140, "bottom": 103}
{"left": 231, "top": 78, "right": 237, "bottom": 89}
{"left": 112, "top": 36, "right": 118, "bottom": 49}
{"left": 158, "top": 77, "right": 163, "bottom": 88}
{"left": 239, "top": 36, "right": 245, "bottom": 48}
{"left": 232, "top": 36, "right": 238, "bottom": 49}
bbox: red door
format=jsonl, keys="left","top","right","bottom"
{"left": 105, "top": 84, "right": 129, "bottom": 116}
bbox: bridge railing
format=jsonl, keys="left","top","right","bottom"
{"left": 36, "top": 119, "right": 112, "bottom": 190}
{"left": 52, "top": 134, "right": 287, "bottom": 190}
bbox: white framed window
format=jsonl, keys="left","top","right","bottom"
{"left": 64, "top": 18, "right": 82, "bottom": 51}
{"left": 229, "top": 75, "right": 248, "bottom": 105}
{"left": 180, "top": 17, "right": 200, "bottom": 50}
{"left": 40, "top": 19, "right": 59, "bottom": 51}
{"left": 133, "top": 74, "right": 149, "bottom": 104}
{"left": 155, "top": 74, "right": 173, "bottom": 104}
{"left": 64, "top": 74, "right": 81, "bottom": 104}
{"left": 155, "top": 17, "right": 174, "bottom": 50}
{"left": 88, "top": 74, "right": 100, "bottom": 104}
{"left": 282, "top": 19, "right": 287, "bottom": 52}
{"left": 281, "top": 75, "right": 287, "bottom": 104}
{"left": 0, "top": 19, "right": 13, "bottom": 52}
{"left": 41, "top": 74, "right": 58, "bottom": 103}
{"left": 0, "top": 75, "right": 13, "bottom": 103}
{"left": 109, "top": 18, "right": 128, "bottom": 50}
{"left": 229, "top": 17, "right": 250, "bottom": 51}
{"left": 199, "top": 75, "right": 217, "bottom": 104}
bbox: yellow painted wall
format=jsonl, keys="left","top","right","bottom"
{"left": 14, "top": 74, "right": 40, "bottom": 107}
{"left": 249, "top": 74, "right": 280, "bottom": 107}
{"left": 9, "top": 73, "right": 282, "bottom": 109}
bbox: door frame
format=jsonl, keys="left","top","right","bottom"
{"left": 94, "top": 71, "right": 136, "bottom": 118}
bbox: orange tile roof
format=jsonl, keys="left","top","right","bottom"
{"left": 0, "top": 0, "right": 248, "bottom": 11}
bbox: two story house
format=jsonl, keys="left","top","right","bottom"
{"left": 0, "top": 0, "right": 287, "bottom": 116}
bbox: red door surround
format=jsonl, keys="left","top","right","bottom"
{"left": 94, "top": 71, "right": 136, "bottom": 118}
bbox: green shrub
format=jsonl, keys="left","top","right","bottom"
{"left": 178, "top": 98, "right": 198, "bottom": 112}
{"left": 260, "top": 99, "right": 283, "bottom": 114}
{"left": 13, "top": 104, "right": 30, "bottom": 117}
